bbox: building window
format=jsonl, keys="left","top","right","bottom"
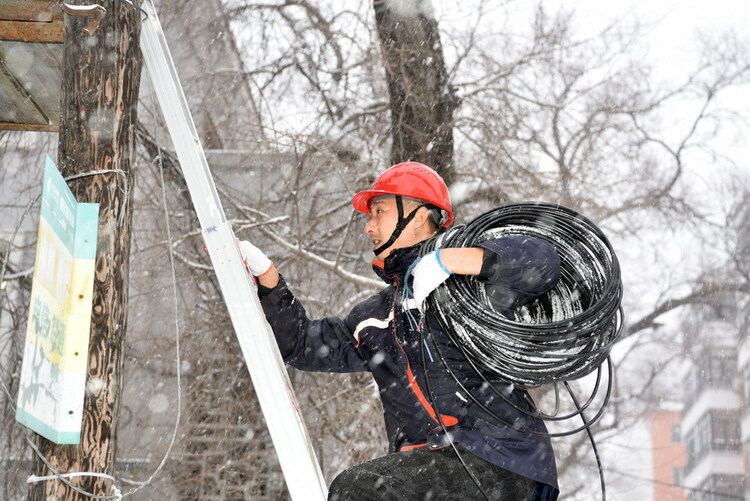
{"left": 672, "top": 424, "right": 681, "bottom": 443}
{"left": 685, "top": 410, "right": 741, "bottom": 472}
{"left": 686, "top": 365, "right": 700, "bottom": 405}
{"left": 706, "top": 349, "right": 736, "bottom": 389}
{"left": 691, "top": 475, "right": 745, "bottom": 501}
{"left": 711, "top": 411, "right": 740, "bottom": 452}
{"left": 689, "top": 414, "right": 710, "bottom": 465}
{"left": 687, "top": 348, "right": 737, "bottom": 405}
{"left": 711, "top": 475, "right": 744, "bottom": 500}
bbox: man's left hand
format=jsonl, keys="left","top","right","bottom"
{"left": 412, "top": 250, "right": 452, "bottom": 307}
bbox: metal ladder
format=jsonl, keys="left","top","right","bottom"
{"left": 139, "top": 2, "right": 328, "bottom": 499}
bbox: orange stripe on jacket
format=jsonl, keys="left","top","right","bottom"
{"left": 400, "top": 443, "right": 428, "bottom": 451}
{"left": 405, "top": 363, "right": 458, "bottom": 427}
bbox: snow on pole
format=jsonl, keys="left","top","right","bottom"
{"left": 138, "top": 2, "right": 328, "bottom": 499}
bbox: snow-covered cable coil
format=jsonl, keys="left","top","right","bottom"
{"left": 422, "top": 202, "right": 624, "bottom": 387}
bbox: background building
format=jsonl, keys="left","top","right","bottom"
{"left": 651, "top": 311, "right": 748, "bottom": 501}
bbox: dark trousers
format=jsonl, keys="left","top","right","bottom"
{"left": 328, "top": 445, "right": 558, "bottom": 501}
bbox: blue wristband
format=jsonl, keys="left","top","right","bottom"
{"left": 434, "top": 249, "right": 452, "bottom": 275}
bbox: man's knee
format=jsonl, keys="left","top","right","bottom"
{"left": 328, "top": 465, "right": 394, "bottom": 501}
{"left": 327, "top": 468, "right": 355, "bottom": 501}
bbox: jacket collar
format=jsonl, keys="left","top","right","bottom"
{"left": 372, "top": 243, "right": 424, "bottom": 285}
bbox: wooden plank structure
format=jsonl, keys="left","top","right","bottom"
{"left": 0, "top": 0, "right": 63, "bottom": 131}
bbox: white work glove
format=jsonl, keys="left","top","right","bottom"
{"left": 412, "top": 250, "right": 452, "bottom": 308}
{"left": 238, "top": 240, "right": 272, "bottom": 276}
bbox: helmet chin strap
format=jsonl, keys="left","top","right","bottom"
{"left": 373, "top": 196, "right": 425, "bottom": 257}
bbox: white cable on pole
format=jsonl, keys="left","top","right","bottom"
{"left": 138, "top": 2, "right": 328, "bottom": 499}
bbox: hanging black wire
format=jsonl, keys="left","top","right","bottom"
{"left": 403, "top": 201, "right": 622, "bottom": 500}
{"left": 419, "top": 322, "right": 609, "bottom": 500}
{"left": 419, "top": 201, "right": 624, "bottom": 387}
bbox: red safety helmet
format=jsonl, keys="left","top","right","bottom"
{"left": 352, "top": 162, "right": 454, "bottom": 227}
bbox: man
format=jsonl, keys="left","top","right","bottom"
{"left": 241, "top": 162, "right": 561, "bottom": 500}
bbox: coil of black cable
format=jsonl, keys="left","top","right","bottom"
{"left": 422, "top": 202, "right": 624, "bottom": 387}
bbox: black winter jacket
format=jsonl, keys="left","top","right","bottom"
{"left": 258, "top": 235, "right": 561, "bottom": 489}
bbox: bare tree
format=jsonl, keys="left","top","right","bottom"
{"left": 373, "top": 0, "right": 459, "bottom": 182}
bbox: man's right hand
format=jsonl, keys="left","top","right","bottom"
{"left": 238, "top": 240, "right": 273, "bottom": 277}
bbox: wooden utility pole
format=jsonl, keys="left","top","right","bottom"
{"left": 373, "top": 0, "right": 458, "bottom": 184}
{"left": 28, "top": 1, "right": 142, "bottom": 499}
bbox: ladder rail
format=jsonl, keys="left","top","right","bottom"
{"left": 139, "top": 2, "right": 328, "bottom": 499}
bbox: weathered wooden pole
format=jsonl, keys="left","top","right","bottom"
{"left": 28, "top": 1, "right": 142, "bottom": 499}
